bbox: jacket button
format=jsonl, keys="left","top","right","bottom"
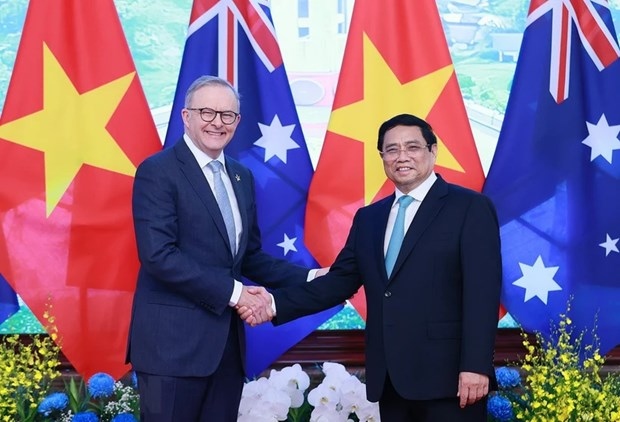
{"left": 384, "top": 291, "right": 392, "bottom": 297}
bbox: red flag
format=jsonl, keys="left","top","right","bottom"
{"left": 0, "top": 0, "right": 161, "bottom": 379}
{"left": 306, "top": 0, "right": 485, "bottom": 319}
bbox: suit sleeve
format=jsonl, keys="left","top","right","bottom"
{"left": 459, "top": 194, "right": 502, "bottom": 376}
{"left": 272, "top": 211, "right": 365, "bottom": 324}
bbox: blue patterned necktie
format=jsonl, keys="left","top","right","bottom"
{"left": 385, "top": 195, "right": 414, "bottom": 277}
{"left": 208, "top": 161, "right": 236, "bottom": 255}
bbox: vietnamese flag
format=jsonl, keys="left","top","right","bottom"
{"left": 306, "top": 0, "right": 485, "bottom": 319}
{"left": 0, "top": 0, "right": 161, "bottom": 379}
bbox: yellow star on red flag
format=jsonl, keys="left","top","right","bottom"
{"left": 0, "top": 43, "right": 136, "bottom": 216}
{"left": 328, "top": 34, "right": 464, "bottom": 204}
{"left": 0, "top": 0, "right": 162, "bottom": 380}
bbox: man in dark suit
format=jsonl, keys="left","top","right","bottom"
{"left": 127, "top": 75, "right": 318, "bottom": 421}
{"left": 243, "top": 113, "right": 502, "bottom": 421}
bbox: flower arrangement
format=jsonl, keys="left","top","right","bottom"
{"left": 238, "top": 362, "right": 380, "bottom": 422}
{"left": 37, "top": 372, "right": 140, "bottom": 422}
{"left": 0, "top": 304, "right": 139, "bottom": 422}
{"left": 488, "top": 306, "right": 620, "bottom": 421}
{"left": 0, "top": 309, "right": 61, "bottom": 422}
{"left": 7, "top": 301, "right": 620, "bottom": 421}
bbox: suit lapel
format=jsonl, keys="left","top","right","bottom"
{"left": 225, "top": 158, "right": 249, "bottom": 260}
{"left": 389, "top": 176, "right": 449, "bottom": 280}
{"left": 174, "top": 140, "right": 232, "bottom": 254}
{"left": 372, "top": 195, "right": 394, "bottom": 283}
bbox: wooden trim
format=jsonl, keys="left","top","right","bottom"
{"left": 275, "top": 328, "right": 620, "bottom": 368}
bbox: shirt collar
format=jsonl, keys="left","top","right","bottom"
{"left": 394, "top": 172, "right": 437, "bottom": 204}
{"left": 183, "top": 134, "right": 227, "bottom": 173}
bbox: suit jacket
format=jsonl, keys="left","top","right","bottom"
{"left": 127, "top": 139, "right": 308, "bottom": 377}
{"left": 273, "top": 175, "right": 502, "bottom": 402}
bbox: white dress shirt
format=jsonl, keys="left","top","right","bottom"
{"left": 384, "top": 172, "right": 437, "bottom": 255}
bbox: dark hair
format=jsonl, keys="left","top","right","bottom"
{"left": 377, "top": 114, "right": 437, "bottom": 151}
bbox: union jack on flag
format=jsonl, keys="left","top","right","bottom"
{"left": 527, "top": 0, "right": 620, "bottom": 102}
{"left": 164, "top": 0, "right": 342, "bottom": 377}
{"left": 186, "top": 0, "right": 282, "bottom": 84}
{"left": 484, "top": 0, "right": 620, "bottom": 355}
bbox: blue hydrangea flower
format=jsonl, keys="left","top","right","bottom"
{"left": 87, "top": 372, "right": 116, "bottom": 399}
{"left": 38, "top": 392, "right": 69, "bottom": 416}
{"left": 130, "top": 371, "right": 138, "bottom": 389}
{"left": 72, "top": 412, "right": 100, "bottom": 422}
{"left": 487, "top": 394, "right": 514, "bottom": 422}
{"left": 111, "top": 413, "right": 138, "bottom": 422}
{"left": 495, "top": 366, "right": 521, "bottom": 389}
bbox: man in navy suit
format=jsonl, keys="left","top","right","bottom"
{"left": 243, "top": 113, "right": 502, "bottom": 421}
{"left": 127, "top": 75, "right": 319, "bottom": 421}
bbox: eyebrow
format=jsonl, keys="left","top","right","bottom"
{"left": 384, "top": 140, "right": 425, "bottom": 146}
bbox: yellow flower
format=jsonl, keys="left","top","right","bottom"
{"left": 0, "top": 305, "right": 62, "bottom": 420}
{"left": 498, "top": 301, "right": 620, "bottom": 421}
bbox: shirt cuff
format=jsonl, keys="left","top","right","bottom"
{"left": 229, "top": 280, "right": 242, "bottom": 307}
{"left": 307, "top": 269, "right": 319, "bottom": 281}
{"left": 270, "top": 292, "right": 277, "bottom": 315}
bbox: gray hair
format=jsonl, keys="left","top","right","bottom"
{"left": 184, "top": 75, "right": 241, "bottom": 109}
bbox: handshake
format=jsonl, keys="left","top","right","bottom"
{"left": 236, "top": 285, "right": 273, "bottom": 327}
{"left": 235, "top": 267, "right": 330, "bottom": 327}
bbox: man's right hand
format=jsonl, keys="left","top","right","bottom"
{"left": 236, "top": 286, "right": 273, "bottom": 326}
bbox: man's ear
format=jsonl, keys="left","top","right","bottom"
{"left": 181, "top": 108, "right": 190, "bottom": 127}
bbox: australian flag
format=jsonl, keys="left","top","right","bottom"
{"left": 164, "top": 0, "right": 342, "bottom": 376}
{"left": 484, "top": 0, "right": 620, "bottom": 354}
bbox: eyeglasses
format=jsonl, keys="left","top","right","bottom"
{"left": 187, "top": 107, "right": 239, "bottom": 125}
{"left": 380, "top": 144, "right": 432, "bottom": 161}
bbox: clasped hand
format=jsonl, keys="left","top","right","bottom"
{"left": 236, "top": 286, "right": 272, "bottom": 327}
{"left": 236, "top": 267, "right": 330, "bottom": 327}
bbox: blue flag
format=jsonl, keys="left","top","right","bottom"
{"left": 484, "top": 1, "right": 620, "bottom": 354}
{"left": 0, "top": 274, "right": 18, "bottom": 325}
{"left": 164, "top": 0, "right": 342, "bottom": 376}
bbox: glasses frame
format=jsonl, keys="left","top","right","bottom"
{"left": 187, "top": 107, "right": 239, "bottom": 125}
{"left": 380, "top": 143, "right": 433, "bottom": 161}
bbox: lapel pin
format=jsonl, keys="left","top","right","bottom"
{"left": 235, "top": 174, "right": 241, "bottom": 182}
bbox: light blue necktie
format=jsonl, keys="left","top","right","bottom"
{"left": 385, "top": 195, "right": 414, "bottom": 277}
{"left": 208, "top": 161, "right": 236, "bottom": 254}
